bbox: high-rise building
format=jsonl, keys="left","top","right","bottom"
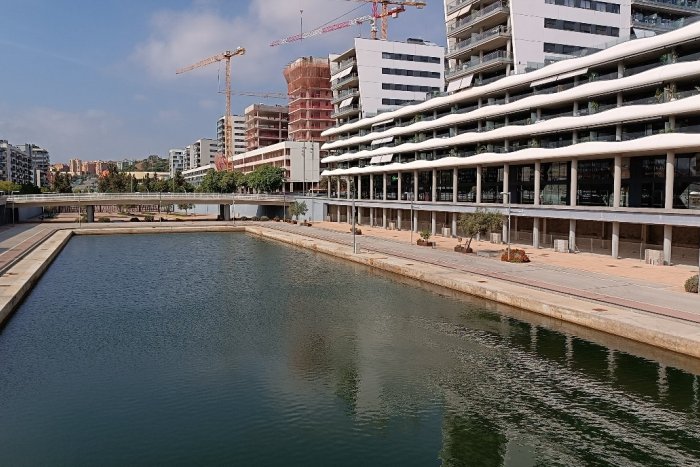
{"left": 169, "top": 148, "right": 187, "bottom": 177}
{"left": 68, "top": 158, "right": 82, "bottom": 175}
{"left": 189, "top": 138, "right": 218, "bottom": 169}
{"left": 443, "top": 0, "right": 700, "bottom": 93}
{"left": 329, "top": 38, "right": 445, "bottom": 126}
{"left": 320, "top": 22, "right": 700, "bottom": 266}
{"left": 19, "top": 144, "right": 50, "bottom": 187}
{"left": 0, "top": 140, "right": 33, "bottom": 185}
{"left": 217, "top": 115, "right": 246, "bottom": 156}
{"left": 283, "top": 57, "right": 334, "bottom": 143}
{"left": 244, "top": 104, "right": 289, "bottom": 151}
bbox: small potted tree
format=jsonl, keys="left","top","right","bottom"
{"left": 417, "top": 229, "right": 434, "bottom": 247}
{"left": 289, "top": 201, "right": 308, "bottom": 225}
{"left": 456, "top": 209, "right": 504, "bottom": 254}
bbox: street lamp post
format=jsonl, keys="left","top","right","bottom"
{"left": 352, "top": 189, "right": 357, "bottom": 254}
{"left": 501, "top": 191, "right": 511, "bottom": 261}
{"left": 409, "top": 193, "right": 415, "bottom": 245}
{"left": 232, "top": 191, "right": 236, "bottom": 225}
{"left": 692, "top": 191, "right": 700, "bottom": 295}
{"left": 10, "top": 191, "right": 19, "bottom": 226}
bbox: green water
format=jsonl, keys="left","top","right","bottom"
{"left": 0, "top": 233, "right": 698, "bottom": 466}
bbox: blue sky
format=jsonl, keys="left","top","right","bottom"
{"left": 0, "top": 0, "right": 446, "bottom": 163}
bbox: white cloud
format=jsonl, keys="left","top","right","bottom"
{"left": 130, "top": 0, "right": 372, "bottom": 88}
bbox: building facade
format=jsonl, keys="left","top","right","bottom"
{"left": 244, "top": 104, "right": 289, "bottom": 151}
{"left": 217, "top": 115, "right": 246, "bottom": 156}
{"left": 169, "top": 148, "right": 188, "bottom": 177}
{"left": 283, "top": 57, "right": 334, "bottom": 143}
{"left": 321, "top": 22, "right": 700, "bottom": 265}
{"left": 444, "top": 0, "right": 700, "bottom": 93}
{"left": 19, "top": 144, "right": 50, "bottom": 187}
{"left": 182, "top": 163, "right": 215, "bottom": 187}
{"left": 231, "top": 141, "right": 321, "bottom": 193}
{"left": 330, "top": 37, "right": 445, "bottom": 126}
{"left": 189, "top": 139, "right": 218, "bottom": 169}
{"left": 0, "top": 140, "right": 33, "bottom": 185}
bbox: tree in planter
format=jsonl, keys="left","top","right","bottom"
{"left": 457, "top": 209, "right": 504, "bottom": 252}
{"left": 418, "top": 229, "right": 432, "bottom": 245}
{"left": 288, "top": 201, "right": 308, "bottom": 223}
{"left": 178, "top": 203, "right": 194, "bottom": 215}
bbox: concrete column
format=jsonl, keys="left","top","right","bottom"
{"left": 413, "top": 209, "right": 419, "bottom": 233}
{"left": 533, "top": 217, "right": 540, "bottom": 248}
{"left": 612, "top": 221, "right": 620, "bottom": 258}
{"left": 347, "top": 205, "right": 351, "bottom": 223}
{"left": 476, "top": 165, "right": 482, "bottom": 203}
{"left": 397, "top": 172, "right": 402, "bottom": 200}
{"left": 613, "top": 156, "right": 622, "bottom": 208}
{"left": 503, "top": 163, "right": 509, "bottom": 204}
{"left": 663, "top": 224, "right": 673, "bottom": 265}
{"left": 86, "top": 205, "right": 95, "bottom": 223}
{"left": 432, "top": 169, "right": 437, "bottom": 202}
{"left": 369, "top": 175, "right": 374, "bottom": 200}
{"left": 327, "top": 178, "right": 331, "bottom": 198}
{"left": 382, "top": 208, "right": 387, "bottom": 228}
{"left": 452, "top": 212, "right": 458, "bottom": 237}
{"left": 336, "top": 178, "right": 341, "bottom": 199}
{"left": 337, "top": 205, "right": 341, "bottom": 222}
{"left": 369, "top": 207, "right": 374, "bottom": 226}
{"left": 569, "top": 219, "right": 576, "bottom": 252}
{"left": 346, "top": 178, "right": 351, "bottom": 200}
{"left": 452, "top": 168, "right": 458, "bottom": 203}
{"left": 222, "top": 205, "right": 231, "bottom": 221}
{"left": 534, "top": 161, "right": 541, "bottom": 206}
{"left": 383, "top": 173, "right": 387, "bottom": 201}
{"left": 570, "top": 160, "right": 578, "bottom": 207}
{"left": 357, "top": 176, "right": 362, "bottom": 200}
{"left": 665, "top": 151, "right": 675, "bottom": 210}
{"left": 431, "top": 211, "right": 437, "bottom": 236}
{"left": 397, "top": 209, "right": 402, "bottom": 230}
{"left": 413, "top": 170, "right": 419, "bottom": 201}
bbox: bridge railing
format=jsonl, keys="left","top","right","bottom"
{"left": 2, "top": 193, "right": 298, "bottom": 203}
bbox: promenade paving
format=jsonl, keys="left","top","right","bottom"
{"left": 264, "top": 222, "right": 700, "bottom": 323}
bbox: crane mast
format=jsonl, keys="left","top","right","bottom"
{"left": 176, "top": 47, "right": 246, "bottom": 171}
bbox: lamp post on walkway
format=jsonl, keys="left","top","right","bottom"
{"left": 409, "top": 192, "right": 415, "bottom": 245}
{"left": 10, "top": 191, "right": 19, "bottom": 226}
{"left": 693, "top": 191, "right": 700, "bottom": 295}
{"left": 500, "top": 191, "right": 511, "bottom": 261}
{"left": 352, "top": 191, "right": 357, "bottom": 254}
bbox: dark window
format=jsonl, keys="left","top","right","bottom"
{"left": 382, "top": 83, "right": 441, "bottom": 93}
{"left": 382, "top": 68, "right": 441, "bottom": 78}
{"left": 544, "top": 18, "right": 619, "bottom": 37}
{"left": 544, "top": 0, "right": 620, "bottom": 14}
{"left": 382, "top": 52, "right": 441, "bottom": 64}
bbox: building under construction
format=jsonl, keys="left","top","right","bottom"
{"left": 283, "top": 57, "right": 333, "bottom": 143}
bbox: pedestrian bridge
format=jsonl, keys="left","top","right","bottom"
{"left": 1, "top": 193, "right": 297, "bottom": 208}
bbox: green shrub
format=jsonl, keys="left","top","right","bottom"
{"left": 130, "top": 217, "right": 140, "bottom": 222}
{"left": 97, "top": 217, "right": 111, "bottom": 223}
{"left": 260, "top": 216, "right": 270, "bottom": 221}
{"left": 240, "top": 216, "right": 250, "bottom": 221}
{"left": 273, "top": 216, "right": 280, "bottom": 222}
{"left": 251, "top": 216, "right": 260, "bottom": 221}
{"left": 685, "top": 274, "right": 699, "bottom": 293}
{"left": 144, "top": 214, "right": 154, "bottom": 222}
{"left": 419, "top": 229, "right": 432, "bottom": 240}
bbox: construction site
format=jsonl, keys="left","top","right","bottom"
{"left": 283, "top": 57, "right": 334, "bottom": 143}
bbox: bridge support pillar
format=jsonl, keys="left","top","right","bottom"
{"left": 219, "top": 204, "right": 231, "bottom": 221}
{"left": 86, "top": 205, "right": 95, "bottom": 223}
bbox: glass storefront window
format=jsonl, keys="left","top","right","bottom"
{"left": 540, "top": 162, "right": 569, "bottom": 205}
{"left": 674, "top": 153, "right": 700, "bottom": 209}
{"left": 417, "top": 171, "right": 432, "bottom": 201}
{"left": 577, "top": 159, "right": 614, "bottom": 206}
{"left": 373, "top": 174, "right": 383, "bottom": 200}
{"left": 360, "top": 175, "right": 370, "bottom": 199}
{"left": 401, "top": 172, "right": 414, "bottom": 200}
{"left": 387, "top": 173, "right": 399, "bottom": 200}
{"left": 511, "top": 164, "right": 535, "bottom": 204}
{"left": 457, "top": 168, "right": 477, "bottom": 202}
{"left": 436, "top": 170, "right": 453, "bottom": 201}
{"left": 481, "top": 166, "right": 503, "bottom": 203}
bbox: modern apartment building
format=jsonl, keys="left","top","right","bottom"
{"left": 231, "top": 141, "right": 321, "bottom": 193}
{"left": 283, "top": 57, "right": 334, "bottom": 143}
{"left": 169, "top": 148, "right": 188, "bottom": 177}
{"left": 189, "top": 138, "right": 218, "bottom": 169}
{"left": 244, "top": 104, "right": 289, "bottom": 151}
{"left": 443, "top": 0, "right": 700, "bottom": 93}
{"left": 330, "top": 38, "right": 445, "bottom": 126}
{"left": 320, "top": 22, "right": 700, "bottom": 266}
{"left": 19, "top": 144, "right": 50, "bottom": 187}
{"left": 217, "top": 115, "right": 246, "bottom": 156}
{"left": 69, "top": 158, "right": 82, "bottom": 175}
{"left": 0, "top": 140, "right": 33, "bottom": 185}
{"left": 182, "top": 163, "right": 215, "bottom": 187}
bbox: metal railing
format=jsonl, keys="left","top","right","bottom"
{"left": 447, "top": 1, "right": 509, "bottom": 35}
{"left": 448, "top": 25, "right": 510, "bottom": 57}
{"left": 4, "top": 193, "right": 297, "bottom": 203}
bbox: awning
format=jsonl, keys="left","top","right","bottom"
{"left": 339, "top": 96, "right": 355, "bottom": 108}
{"left": 371, "top": 136, "right": 394, "bottom": 145}
{"left": 446, "top": 73, "right": 474, "bottom": 93}
{"left": 332, "top": 66, "right": 353, "bottom": 81}
{"left": 446, "top": 4, "right": 472, "bottom": 22}
{"left": 369, "top": 156, "right": 383, "bottom": 164}
{"left": 380, "top": 154, "right": 394, "bottom": 163}
{"left": 530, "top": 75, "right": 558, "bottom": 88}
{"left": 372, "top": 118, "right": 394, "bottom": 127}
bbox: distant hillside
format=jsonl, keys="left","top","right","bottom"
{"left": 123, "top": 155, "right": 169, "bottom": 172}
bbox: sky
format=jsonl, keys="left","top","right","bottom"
{"left": 0, "top": 0, "right": 446, "bottom": 163}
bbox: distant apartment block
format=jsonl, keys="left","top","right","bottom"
{"left": 169, "top": 148, "right": 188, "bottom": 177}
{"left": 0, "top": 140, "right": 33, "bottom": 185}
{"left": 244, "top": 104, "right": 289, "bottom": 151}
{"left": 19, "top": 144, "right": 50, "bottom": 187}
{"left": 284, "top": 57, "right": 334, "bottom": 143}
{"left": 69, "top": 158, "right": 82, "bottom": 175}
{"left": 189, "top": 138, "right": 218, "bottom": 169}
{"left": 217, "top": 115, "right": 246, "bottom": 156}
{"left": 329, "top": 38, "right": 445, "bottom": 126}
{"left": 182, "top": 163, "right": 215, "bottom": 187}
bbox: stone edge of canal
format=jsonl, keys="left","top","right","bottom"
{"left": 2, "top": 225, "right": 700, "bottom": 362}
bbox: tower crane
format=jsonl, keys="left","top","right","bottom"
{"left": 270, "top": 4, "right": 410, "bottom": 46}
{"left": 176, "top": 47, "right": 245, "bottom": 171}
{"left": 349, "top": 0, "right": 427, "bottom": 40}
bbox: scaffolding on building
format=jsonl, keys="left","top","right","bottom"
{"left": 283, "top": 57, "right": 334, "bottom": 143}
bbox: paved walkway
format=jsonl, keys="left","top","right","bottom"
{"left": 264, "top": 222, "right": 700, "bottom": 324}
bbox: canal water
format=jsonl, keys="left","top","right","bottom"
{"left": 0, "top": 233, "right": 698, "bottom": 466}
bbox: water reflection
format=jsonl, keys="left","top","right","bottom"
{"left": 0, "top": 233, "right": 697, "bottom": 466}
